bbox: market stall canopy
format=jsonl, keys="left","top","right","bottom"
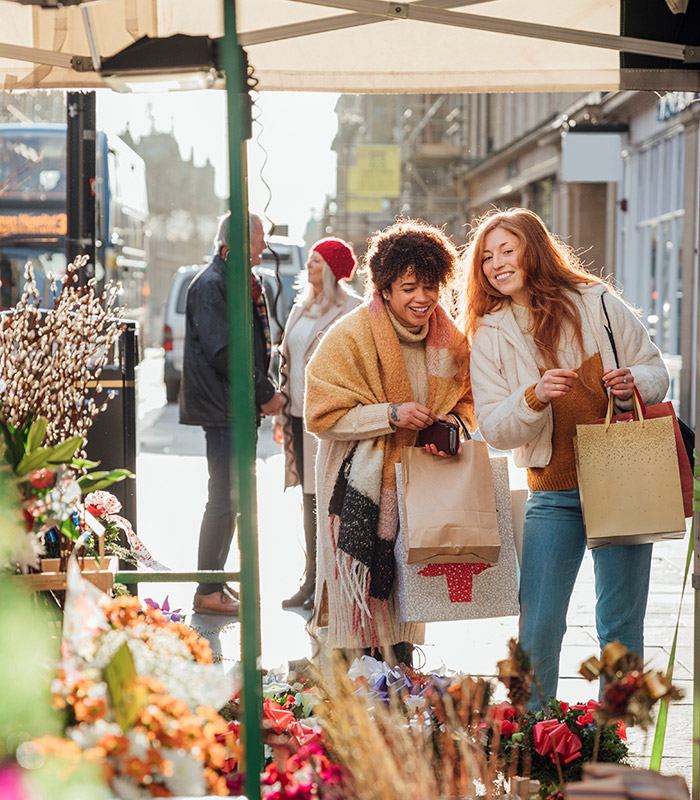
{"left": 0, "top": 0, "right": 698, "bottom": 92}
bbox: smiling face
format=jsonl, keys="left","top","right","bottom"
{"left": 481, "top": 226, "right": 528, "bottom": 305}
{"left": 306, "top": 250, "right": 327, "bottom": 294}
{"left": 384, "top": 269, "right": 439, "bottom": 328}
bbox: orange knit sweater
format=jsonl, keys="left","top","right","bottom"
{"left": 511, "top": 301, "right": 608, "bottom": 491}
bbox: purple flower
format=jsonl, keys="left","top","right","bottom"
{"left": 144, "top": 595, "right": 184, "bottom": 623}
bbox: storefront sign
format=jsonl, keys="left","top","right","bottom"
{"left": 657, "top": 92, "right": 700, "bottom": 121}
{"left": 0, "top": 212, "right": 67, "bottom": 238}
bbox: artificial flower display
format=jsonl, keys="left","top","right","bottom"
{"left": 31, "top": 564, "right": 237, "bottom": 799}
{"left": 579, "top": 640, "right": 683, "bottom": 730}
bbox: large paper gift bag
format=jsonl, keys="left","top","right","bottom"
{"left": 586, "top": 389, "right": 693, "bottom": 518}
{"left": 401, "top": 440, "right": 500, "bottom": 565}
{"left": 394, "top": 457, "right": 519, "bottom": 623}
{"left": 575, "top": 393, "right": 685, "bottom": 549}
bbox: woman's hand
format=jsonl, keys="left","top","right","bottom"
{"left": 273, "top": 421, "right": 285, "bottom": 446}
{"left": 534, "top": 369, "right": 579, "bottom": 403}
{"left": 603, "top": 368, "right": 634, "bottom": 400}
{"left": 388, "top": 402, "right": 437, "bottom": 430}
{"left": 423, "top": 440, "right": 462, "bottom": 458}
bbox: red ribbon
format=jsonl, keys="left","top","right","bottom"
{"left": 263, "top": 698, "right": 296, "bottom": 733}
{"left": 533, "top": 719, "right": 582, "bottom": 765}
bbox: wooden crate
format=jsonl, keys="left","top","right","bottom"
{"left": 14, "top": 556, "right": 117, "bottom": 594}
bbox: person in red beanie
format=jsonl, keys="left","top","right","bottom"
{"left": 275, "top": 237, "right": 362, "bottom": 611}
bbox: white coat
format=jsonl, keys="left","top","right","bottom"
{"left": 279, "top": 290, "right": 361, "bottom": 493}
{"left": 469, "top": 284, "right": 670, "bottom": 468}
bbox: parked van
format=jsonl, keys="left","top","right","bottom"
{"left": 161, "top": 236, "right": 305, "bottom": 403}
{"left": 162, "top": 264, "right": 202, "bottom": 403}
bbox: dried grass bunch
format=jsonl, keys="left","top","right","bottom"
{"left": 316, "top": 654, "right": 509, "bottom": 800}
{"left": 0, "top": 256, "right": 125, "bottom": 449}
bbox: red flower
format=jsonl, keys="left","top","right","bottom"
{"left": 491, "top": 701, "right": 517, "bottom": 722}
{"left": 575, "top": 711, "right": 594, "bottom": 727}
{"left": 616, "top": 720, "right": 627, "bottom": 741}
{"left": 30, "top": 469, "right": 55, "bottom": 489}
{"left": 500, "top": 719, "right": 520, "bottom": 738}
{"left": 558, "top": 701, "right": 570, "bottom": 714}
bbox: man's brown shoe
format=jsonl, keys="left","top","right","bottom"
{"left": 193, "top": 591, "right": 240, "bottom": 616}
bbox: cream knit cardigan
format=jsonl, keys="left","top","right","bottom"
{"left": 469, "top": 284, "right": 669, "bottom": 468}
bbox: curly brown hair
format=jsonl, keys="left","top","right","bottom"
{"left": 363, "top": 219, "right": 459, "bottom": 298}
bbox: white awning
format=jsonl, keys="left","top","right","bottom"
{"left": 0, "top": 0, "right": 697, "bottom": 92}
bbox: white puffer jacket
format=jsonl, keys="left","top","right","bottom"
{"left": 469, "top": 284, "right": 670, "bottom": 469}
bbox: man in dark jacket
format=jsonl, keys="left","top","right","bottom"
{"left": 179, "top": 212, "right": 283, "bottom": 615}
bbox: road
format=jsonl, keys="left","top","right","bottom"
{"left": 133, "top": 349, "right": 694, "bottom": 784}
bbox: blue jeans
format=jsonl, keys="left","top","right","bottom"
{"left": 197, "top": 427, "right": 236, "bottom": 595}
{"left": 519, "top": 489, "right": 652, "bottom": 711}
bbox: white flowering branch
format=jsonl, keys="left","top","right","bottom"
{"left": 0, "top": 256, "right": 126, "bottom": 449}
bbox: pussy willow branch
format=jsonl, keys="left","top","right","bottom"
{"left": 0, "top": 256, "right": 126, "bottom": 449}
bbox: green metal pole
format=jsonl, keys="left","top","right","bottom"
{"left": 220, "top": 4, "right": 263, "bottom": 799}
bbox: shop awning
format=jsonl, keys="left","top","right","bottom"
{"left": 0, "top": 0, "right": 697, "bottom": 93}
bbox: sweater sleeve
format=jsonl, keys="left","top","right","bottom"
{"left": 314, "top": 403, "right": 394, "bottom": 441}
{"left": 469, "top": 327, "right": 550, "bottom": 451}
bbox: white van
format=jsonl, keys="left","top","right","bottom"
{"left": 162, "top": 264, "right": 203, "bottom": 403}
{"left": 162, "top": 236, "right": 305, "bottom": 403}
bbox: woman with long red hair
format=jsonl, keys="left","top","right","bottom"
{"left": 463, "top": 208, "right": 669, "bottom": 709}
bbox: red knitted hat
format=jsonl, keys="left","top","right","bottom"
{"left": 311, "top": 237, "right": 358, "bottom": 282}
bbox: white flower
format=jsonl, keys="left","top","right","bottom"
{"left": 70, "top": 719, "right": 121, "bottom": 749}
{"left": 347, "top": 655, "right": 388, "bottom": 682}
{"left": 126, "top": 729, "right": 153, "bottom": 760}
{"left": 12, "top": 530, "right": 44, "bottom": 572}
{"left": 403, "top": 695, "right": 427, "bottom": 713}
{"left": 162, "top": 749, "right": 207, "bottom": 797}
{"left": 111, "top": 775, "right": 148, "bottom": 800}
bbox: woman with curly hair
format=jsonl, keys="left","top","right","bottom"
{"left": 463, "top": 207, "right": 668, "bottom": 708}
{"left": 305, "top": 219, "right": 474, "bottom": 665}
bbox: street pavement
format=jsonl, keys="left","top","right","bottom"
{"left": 133, "top": 350, "right": 695, "bottom": 790}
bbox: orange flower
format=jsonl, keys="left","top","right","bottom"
{"left": 73, "top": 695, "right": 108, "bottom": 723}
{"left": 149, "top": 785, "right": 174, "bottom": 797}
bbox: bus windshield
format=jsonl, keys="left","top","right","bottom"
{"left": 0, "top": 126, "right": 66, "bottom": 204}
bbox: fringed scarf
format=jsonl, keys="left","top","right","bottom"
{"left": 305, "top": 292, "right": 474, "bottom": 643}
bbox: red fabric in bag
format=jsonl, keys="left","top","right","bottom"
{"left": 585, "top": 388, "right": 692, "bottom": 518}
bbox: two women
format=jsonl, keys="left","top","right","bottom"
{"left": 304, "top": 220, "right": 474, "bottom": 665}
{"left": 277, "top": 237, "right": 362, "bottom": 611}
{"left": 464, "top": 208, "right": 668, "bottom": 707}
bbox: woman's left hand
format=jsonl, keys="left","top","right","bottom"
{"left": 424, "top": 414, "right": 462, "bottom": 458}
{"left": 603, "top": 368, "right": 634, "bottom": 400}
{"left": 423, "top": 441, "right": 462, "bottom": 459}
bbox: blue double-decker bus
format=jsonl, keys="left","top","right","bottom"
{"left": 0, "top": 123, "right": 149, "bottom": 336}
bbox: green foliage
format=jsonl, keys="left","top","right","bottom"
{"left": 77, "top": 468, "right": 132, "bottom": 493}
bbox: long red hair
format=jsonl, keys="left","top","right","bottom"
{"left": 461, "top": 208, "right": 610, "bottom": 370}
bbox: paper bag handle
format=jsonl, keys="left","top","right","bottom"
{"left": 603, "top": 388, "right": 644, "bottom": 430}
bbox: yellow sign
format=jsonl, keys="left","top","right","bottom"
{"left": 346, "top": 145, "right": 401, "bottom": 212}
{"left": 104, "top": 641, "right": 149, "bottom": 731}
{"left": 0, "top": 212, "right": 67, "bottom": 238}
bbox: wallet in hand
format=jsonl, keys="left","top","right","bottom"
{"left": 416, "top": 419, "right": 460, "bottom": 455}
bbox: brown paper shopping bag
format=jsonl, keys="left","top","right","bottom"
{"left": 401, "top": 440, "right": 500, "bottom": 564}
{"left": 574, "top": 393, "right": 685, "bottom": 549}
